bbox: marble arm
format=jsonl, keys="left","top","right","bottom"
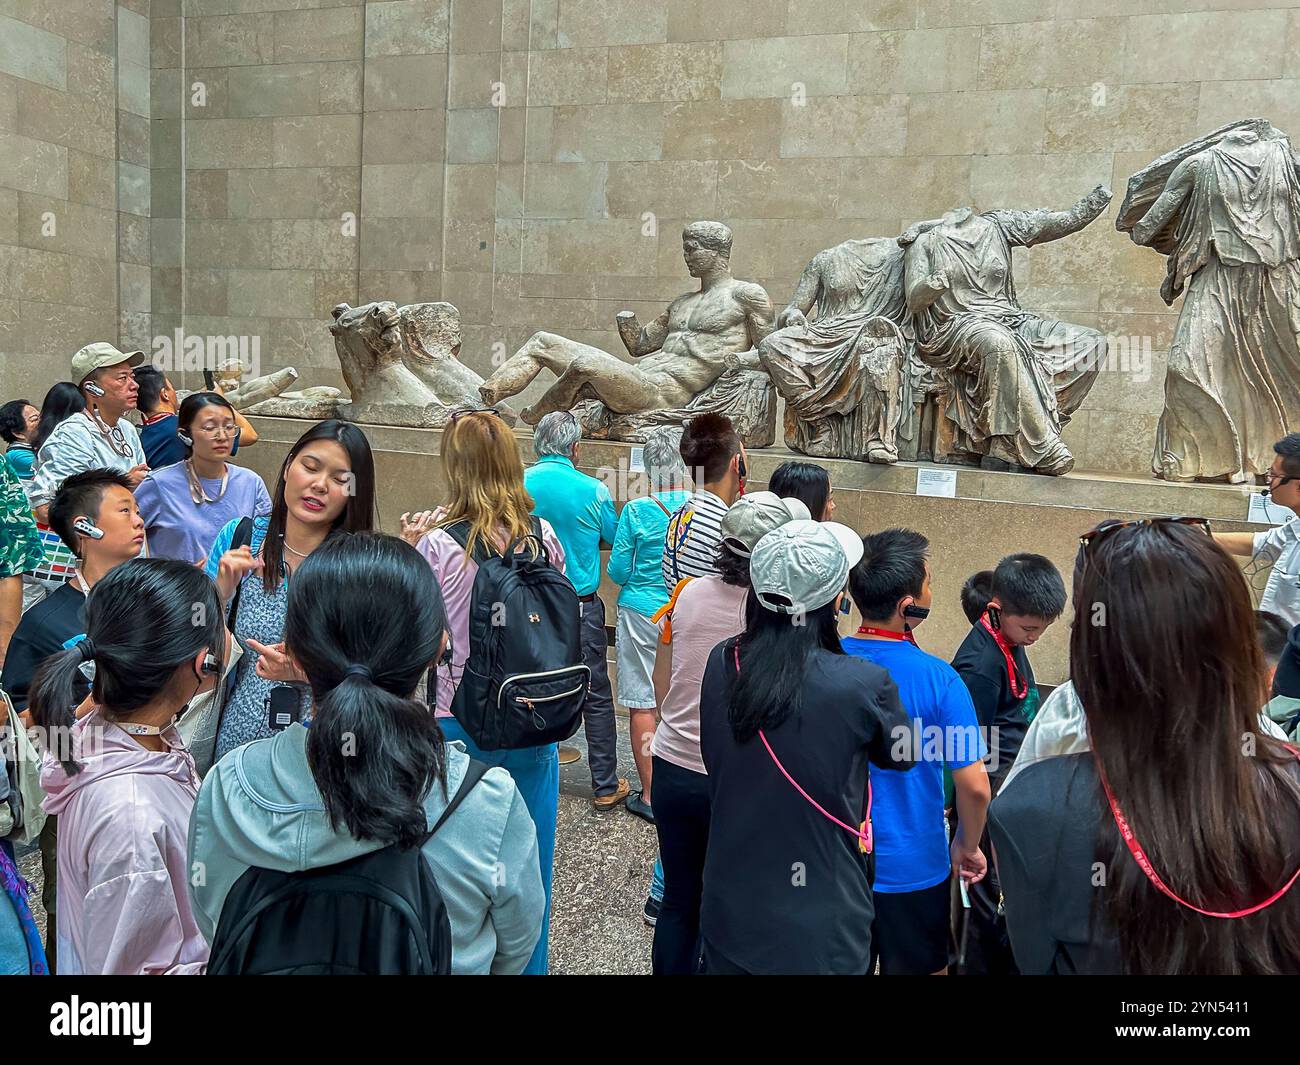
{"left": 1131, "top": 159, "right": 1195, "bottom": 248}
{"left": 776, "top": 260, "right": 823, "bottom": 329}
{"left": 741, "top": 284, "right": 776, "bottom": 348}
{"left": 902, "top": 239, "right": 948, "bottom": 314}
{"left": 1013, "top": 184, "right": 1113, "bottom": 247}
{"left": 616, "top": 308, "right": 670, "bottom": 358}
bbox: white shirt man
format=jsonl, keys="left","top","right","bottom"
{"left": 30, "top": 343, "right": 148, "bottom": 513}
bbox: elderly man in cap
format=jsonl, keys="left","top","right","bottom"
{"left": 30, "top": 344, "right": 149, "bottom": 522}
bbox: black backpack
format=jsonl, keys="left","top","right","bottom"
{"left": 207, "top": 760, "right": 488, "bottom": 975}
{"left": 444, "top": 518, "right": 587, "bottom": 750}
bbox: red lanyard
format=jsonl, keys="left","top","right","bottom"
{"left": 856, "top": 625, "right": 916, "bottom": 646}
{"left": 1098, "top": 746, "right": 1300, "bottom": 919}
{"left": 979, "top": 614, "right": 1027, "bottom": 700}
{"left": 141, "top": 412, "right": 172, "bottom": 426}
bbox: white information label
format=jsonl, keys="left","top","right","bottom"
{"left": 628, "top": 447, "right": 645, "bottom": 473}
{"left": 1248, "top": 492, "right": 1295, "bottom": 525}
{"left": 916, "top": 468, "right": 957, "bottom": 498}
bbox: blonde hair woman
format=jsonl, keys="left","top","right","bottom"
{"left": 414, "top": 409, "right": 566, "bottom": 976}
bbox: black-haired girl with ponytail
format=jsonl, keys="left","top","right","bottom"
{"left": 33, "top": 558, "right": 225, "bottom": 974}
{"left": 189, "top": 532, "right": 545, "bottom": 974}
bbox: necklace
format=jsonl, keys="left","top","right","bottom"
{"left": 282, "top": 538, "right": 309, "bottom": 559}
{"left": 117, "top": 721, "right": 167, "bottom": 736}
{"left": 185, "top": 459, "right": 229, "bottom": 504}
{"left": 84, "top": 409, "right": 132, "bottom": 458}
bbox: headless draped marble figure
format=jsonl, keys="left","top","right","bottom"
{"left": 753, "top": 238, "right": 914, "bottom": 463}
{"left": 1121, "top": 121, "right": 1300, "bottom": 483}
{"left": 479, "top": 221, "right": 774, "bottom": 425}
{"left": 900, "top": 185, "right": 1112, "bottom": 475}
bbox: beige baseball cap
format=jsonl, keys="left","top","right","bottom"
{"left": 720, "top": 491, "right": 812, "bottom": 557}
{"left": 71, "top": 342, "right": 144, "bottom": 384}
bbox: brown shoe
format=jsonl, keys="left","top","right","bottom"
{"left": 557, "top": 745, "right": 582, "bottom": 765}
{"left": 592, "top": 778, "right": 630, "bottom": 810}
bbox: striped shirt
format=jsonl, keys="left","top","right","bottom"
{"left": 662, "top": 489, "right": 729, "bottom": 589}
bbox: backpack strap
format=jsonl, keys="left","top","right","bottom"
{"left": 650, "top": 495, "right": 672, "bottom": 518}
{"left": 651, "top": 576, "right": 694, "bottom": 644}
{"left": 425, "top": 758, "right": 489, "bottom": 842}
{"left": 444, "top": 519, "right": 496, "bottom": 567}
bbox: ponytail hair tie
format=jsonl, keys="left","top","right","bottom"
{"left": 343, "top": 663, "right": 372, "bottom": 682}
{"left": 76, "top": 638, "right": 96, "bottom": 662}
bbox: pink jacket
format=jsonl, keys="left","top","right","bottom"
{"left": 40, "top": 709, "right": 208, "bottom": 975}
{"left": 417, "top": 514, "right": 566, "bottom": 715}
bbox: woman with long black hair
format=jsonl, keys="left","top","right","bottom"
{"left": 990, "top": 519, "right": 1300, "bottom": 974}
{"left": 33, "top": 558, "right": 225, "bottom": 974}
{"left": 768, "top": 459, "right": 835, "bottom": 521}
{"left": 189, "top": 533, "right": 544, "bottom": 974}
{"left": 202, "top": 419, "right": 376, "bottom": 767}
{"left": 697, "top": 519, "right": 913, "bottom": 974}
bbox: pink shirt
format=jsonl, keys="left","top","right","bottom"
{"left": 652, "top": 575, "right": 747, "bottom": 775}
{"left": 417, "top": 517, "right": 566, "bottom": 715}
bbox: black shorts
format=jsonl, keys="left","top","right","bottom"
{"left": 870, "top": 878, "right": 952, "bottom": 975}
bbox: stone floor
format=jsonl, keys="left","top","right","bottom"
{"left": 14, "top": 712, "right": 659, "bottom": 975}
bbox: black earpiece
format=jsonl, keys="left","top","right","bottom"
{"left": 200, "top": 652, "right": 221, "bottom": 675}
{"left": 986, "top": 604, "right": 1002, "bottom": 631}
{"left": 902, "top": 603, "right": 931, "bottom": 621}
{"left": 737, "top": 454, "right": 747, "bottom": 479}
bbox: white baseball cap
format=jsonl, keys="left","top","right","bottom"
{"left": 720, "top": 491, "right": 811, "bottom": 557}
{"left": 749, "top": 519, "right": 864, "bottom": 614}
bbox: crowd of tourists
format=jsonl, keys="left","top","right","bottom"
{"left": 1, "top": 341, "right": 1298, "bottom": 976}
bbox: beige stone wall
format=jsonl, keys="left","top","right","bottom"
{"left": 5, "top": 1, "right": 1299, "bottom": 481}
{"left": 0, "top": 1, "right": 131, "bottom": 401}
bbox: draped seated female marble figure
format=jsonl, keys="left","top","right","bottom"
{"left": 1118, "top": 119, "right": 1300, "bottom": 484}
{"left": 900, "top": 184, "right": 1112, "bottom": 475}
{"left": 750, "top": 237, "right": 924, "bottom": 464}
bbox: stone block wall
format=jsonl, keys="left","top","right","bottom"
{"left": 4, "top": 2, "right": 1300, "bottom": 479}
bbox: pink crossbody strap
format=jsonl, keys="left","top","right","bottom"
{"left": 734, "top": 642, "right": 873, "bottom": 853}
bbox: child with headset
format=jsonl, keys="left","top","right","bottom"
{"left": 31, "top": 558, "right": 224, "bottom": 974}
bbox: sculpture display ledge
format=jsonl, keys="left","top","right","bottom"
{"left": 239, "top": 414, "right": 1274, "bottom": 523}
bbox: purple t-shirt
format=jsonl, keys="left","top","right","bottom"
{"left": 136, "top": 462, "right": 272, "bottom": 563}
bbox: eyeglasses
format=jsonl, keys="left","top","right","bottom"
{"left": 1078, "top": 515, "right": 1211, "bottom": 551}
{"left": 448, "top": 406, "right": 505, "bottom": 424}
{"left": 194, "top": 423, "right": 237, "bottom": 438}
{"left": 1266, "top": 469, "right": 1297, "bottom": 488}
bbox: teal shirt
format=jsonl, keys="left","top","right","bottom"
{"left": 607, "top": 489, "right": 692, "bottom": 617}
{"left": 524, "top": 454, "right": 617, "bottom": 596}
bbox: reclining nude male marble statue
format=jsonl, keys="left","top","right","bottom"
{"left": 750, "top": 236, "right": 924, "bottom": 464}
{"left": 900, "top": 184, "right": 1113, "bottom": 475}
{"left": 478, "top": 221, "right": 778, "bottom": 446}
{"left": 1118, "top": 118, "right": 1300, "bottom": 484}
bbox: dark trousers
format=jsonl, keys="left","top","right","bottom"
{"left": 651, "top": 755, "right": 710, "bottom": 975}
{"left": 580, "top": 596, "right": 619, "bottom": 796}
{"left": 953, "top": 775, "right": 1018, "bottom": 976}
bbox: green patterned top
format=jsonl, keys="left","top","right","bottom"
{"left": 0, "top": 459, "right": 42, "bottom": 579}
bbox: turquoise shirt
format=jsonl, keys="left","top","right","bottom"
{"left": 524, "top": 454, "right": 617, "bottom": 596}
{"left": 607, "top": 490, "right": 692, "bottom": 617}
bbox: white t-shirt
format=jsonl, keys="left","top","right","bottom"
{"left": 1254, "top": 518, "right": 1300, "bottom": 626}
{"left": 661, "top": 489, "right": 729, "bottom": 589}
{"left": 30, "top": 414, "right": 146, "bottom": 507}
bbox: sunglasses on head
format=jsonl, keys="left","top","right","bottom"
{"left": 448, "top": 406, "right": 506, "bottom": 424}
{"left": 1078, "top": 515, "right": 1211, "bottom": 551}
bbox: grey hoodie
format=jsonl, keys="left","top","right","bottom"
{"left": 187, "top": 724, "right": 544, "bottom": 974}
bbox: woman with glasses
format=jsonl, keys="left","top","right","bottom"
{"left": 990, "top": 517, "right": 1300, "bottom": 974}
{"left": 135, "top": 393, "right": 271, "bottom": 564}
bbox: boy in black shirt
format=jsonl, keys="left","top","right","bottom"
{"left": 0, "top": 468, "right": 144, "bottom": 972}
{"left": 951, "top": 552, "right": 1066, "bottom": 975}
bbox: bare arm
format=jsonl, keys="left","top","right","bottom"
{"left": 651, "top": 638, "right": 672, "bottom": 711}
{"left": 0, "top": 575, "right": 20, "bottom": 668}
{"left": 998, "top": 184, "right": 1113, "bottom": 248}
{"left": 616, "top": 308, "right": 671, "bottom": 358}
{"left": 737, "top": 282, "right": 776, "bottom": 349}
{"left": 776, "top": 258, "right": 824, "bottom": 330}
{"left": 232, "top": 408, "right": 259, "bottom": 446}
{"left": 1214, "top": 531, "right": 1259, "bottom": 557}
{"left": 951, "top": 761, "right": 991, "bottom": 885}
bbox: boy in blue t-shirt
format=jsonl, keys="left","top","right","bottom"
{"left": 841, "top": 528, "right": 991, "bottom": 975}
